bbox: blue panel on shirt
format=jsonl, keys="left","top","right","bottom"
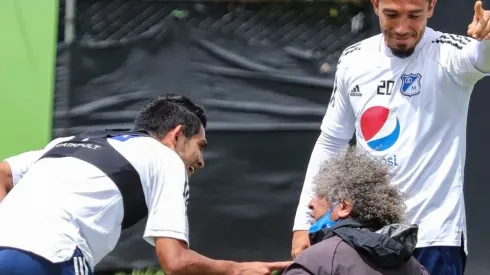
{"left": 110, "top": 135, "right": 141, "bottom": 142}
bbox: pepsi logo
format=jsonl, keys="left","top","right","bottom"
{"left": 360, "top": 106, "right": 400, "bottom": 151}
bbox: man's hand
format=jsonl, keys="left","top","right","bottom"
{"left": 290, "top": 230, "right": 310, "bottom": 259}
{"left": 468, "top": 1, "right": 490, "bottom": 40}
{"left": 231, "top": 261, "right": 292, "bottom": 275}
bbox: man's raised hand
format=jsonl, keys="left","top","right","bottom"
{"left": 468, "top": 1, "right": 490, "bottom": 40}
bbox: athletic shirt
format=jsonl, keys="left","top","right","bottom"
{"left": 294, "top": 27, "right": 490, "bottom": 252}
{"left": 0, "top": 134, "right": 189, "bottom": 270}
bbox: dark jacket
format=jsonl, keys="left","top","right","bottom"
{"left": 283, "top": 219, "right": 429, "bottom": 275}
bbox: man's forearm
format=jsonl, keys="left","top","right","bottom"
{"left": 156, "top": 237, "right": 237, "bottom": 275}
{"left": 166, "top": 249, "right": 234, "bottom": 275}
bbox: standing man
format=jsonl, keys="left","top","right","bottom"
{"left": 0, "top": 94, "right": 290, "bottom": 275}
{"left": 291, "top": 1, "right": 490, "bottom": 275}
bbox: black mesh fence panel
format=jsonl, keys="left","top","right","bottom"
{"left": 54, "top": 0, "right": 374, "bottom": 137}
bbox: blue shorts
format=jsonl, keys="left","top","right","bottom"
{"left": 413, "top": 245, "right": 466, "bottom": 275}
{"left": 0, "top": 247, "right": 92, "bottom": 275}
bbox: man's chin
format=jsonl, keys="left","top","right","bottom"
{"left": 389, "top": 46, "right": 415, "bottom": 58}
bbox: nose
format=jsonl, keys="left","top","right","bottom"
{"left": 393, "top": 18, "right": 411, "bottom": 35}
{"left": 197, "top": 154, "right": 204, "bottom": 169}
{"left": 308, "top": 198, "right": 315, "bottom": 210}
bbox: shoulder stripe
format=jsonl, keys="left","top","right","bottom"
{"left": 344, "top": 41, "right": 361, "bottom": 51}
{"left": 449, "top": 34, "right": 470, "bottom": 44}
{"left": 431, "top": 39, "right": 463, "bottom": 50}
{"left": 431, "top": 34, "right": 473, "bottom": 50}
{"left": 338, "top": 43, "right": 361, "bottom": 65}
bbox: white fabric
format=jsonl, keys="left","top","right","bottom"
{"left": 472, "top": 40, "right": 490, "bottom": 73}
{"left": 0, "top": 135, "right": 189, "bottom": 270}
{"left": 293, "top": 27, "right": 490, "bottom": 254}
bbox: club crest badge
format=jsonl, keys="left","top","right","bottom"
{"left": 400, "top": 73, "right": 422, "bottom": 97}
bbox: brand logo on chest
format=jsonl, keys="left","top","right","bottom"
{"left": 349, "top": 85, "right": 362, "bottom": 96}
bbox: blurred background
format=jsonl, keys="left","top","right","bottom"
{"left": 1, "top": 0, "right": 489, "bottom": 274}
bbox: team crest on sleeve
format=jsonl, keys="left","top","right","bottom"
{"left": 400, "top": 73, "right": 422, "bottom": 97}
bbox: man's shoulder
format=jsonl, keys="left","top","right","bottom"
{"left": 337, "top": 33, "right": 382, "bottom": 67}
{"left": 108, "top": 135, "right": 185, "bottom": 171}
{"left": 296, "top": 236, "right": 343, "bottom": 262}
{"left": 292, "top": 236, "right": 343, "bottom": 273}
{"left": 46, "top": 136, "right": 75, "bottom": 146}
{"left": 428, "top": 30, "right": 475, "bottom": 50}
{"left": 424, "top": 29, "right": 477, "bottom": 62}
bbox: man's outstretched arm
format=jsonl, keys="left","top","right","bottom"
{"left": 449, "top": 1, "right": 490, "bottom": 85}
{"left": 155, "top": 237, "right": 232, "bottom": 275}
{"left": 146, "top": 147, "right": 291, "bottom": 275}
{"left": 291, "top": 132, "right": 350, "bottom": 258}
{"left": 291, "top": 59, "right": 355, "bottom": 259}
{"left": 468, "top": 1, "right": 490, "bottom": 73}
{"left": 155, "top": 237, "right": 291, "bottom": 275}
{"left": 0, "top": 162, "right": 13, "bottom": 202}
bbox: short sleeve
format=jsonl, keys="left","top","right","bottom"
{"left": 320, "top": 65, "right": 356, "bottom": 139}
{"left": 142, "top": 148, "right": 189, "bottom": 246}
{"left": 3, "top": 136, "right": 73, "bottom": 185}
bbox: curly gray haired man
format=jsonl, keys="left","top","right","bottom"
{"left": 283, "top": 147, "right": 429, "bottom": 275}
{"left": 313, "top": 147, "right": 405, "bottom": 229}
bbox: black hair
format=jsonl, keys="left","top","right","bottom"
{"left": 134, "top": 93, "right": 207, "bottom": 139}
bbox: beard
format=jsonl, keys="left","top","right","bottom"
{"left": 390, "top": 46, "right": 415, "bottom": 58}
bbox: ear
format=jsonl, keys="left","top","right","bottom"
{"left": 371, "top": 0, "right": 379, "bottom": 15}
{"left": 337, "top": 200, "right": 353, "bottom": 219}
{"left": 427, "top": 0, "right": 437, "bottom": 18}
{"left": 161, "top": 125, "right": 184, "bottom": 150}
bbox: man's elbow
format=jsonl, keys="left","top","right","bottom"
{"left": 156, "top": 248, "right": 180, "bottom": 274}
{"left": 155, "top": 237, "right": 190, "bottom": 275}
{"left": 158, "top": 259, "right": 185, "bottom": 275}
{"left": 158, "top": 253, "right": 188, "bottom": 275}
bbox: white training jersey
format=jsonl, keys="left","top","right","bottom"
{"left": 294, "top": 27, "right": 489, "bottom": 252}
{"left": 0, "top": 134, "right": 190, "bottom": 270}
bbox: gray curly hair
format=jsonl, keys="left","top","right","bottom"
{"left": 314, "top": 146, "right": 406, "bottom": 228}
